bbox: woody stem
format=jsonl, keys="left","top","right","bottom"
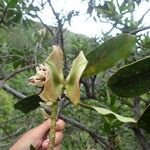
{"left": 48, "top": 101, "right": 58, "bottom": 150}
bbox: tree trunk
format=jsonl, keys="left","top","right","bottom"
{"left": 131, "top": 96, "right": 150, "bottom": 150}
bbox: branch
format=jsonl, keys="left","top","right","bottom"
{"left": 0, "top": 124, "right": 11, "bottom": 140}
{"left": 0, "top": 127, "right": 23, "bottom": 141}
{"left": 138, "top": 8, "right": 150, "bottom": 24}
{"left": 0, "top": 114, "right": 25, "bottom": 124}
{"left": 35, "top": 12, "right": 54, "bottom": 37}
{"left": 47, "top": 0, "right": 59, "bottom": 21}
{"left": 2, "top": 84, "right": 26, "bottom": 99}
{"left": 60, "top": 115, "right": 108, "bottom": 149}
{"left": 4, "top": 64, "right": 36, "bottom": 81}
{"left": 1, "top": 64, "right": 36, "bottom": 98}
{"left": 1, "top": 83, "right": 108, "bottom": 148}
{"left": 41, "top": 104, "right": 109, "bottom": 149}
{"left": 2, "top": 54, "right": 28, "bottom": 62}
{"left": 130, "top": 25, "right": 150, "bottom": 34}
{"left": 0, "top": 127, "right": 24, "bottom": 149}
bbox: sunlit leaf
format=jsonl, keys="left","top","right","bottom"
{"left": 80, "top": 103, "right": 136, "bottom": 123}
{"left": 14, "top": 95, "right": 42, "bottom": 113}
{"left": 137, "top": 104, "right": 150, "bottom": 133}
{"left": 92, "top": 106, "right": 136, "bottom": 123}
{"left": 83, "top": 33, "right": 136, "bottom": 77}
{"left": 108, "top": 56, "right": 150, "bottom": 97}
{"left": 66, "top": 51, "right": 88, "bottom": 105}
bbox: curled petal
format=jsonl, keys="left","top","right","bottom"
{"left": 28, "top": 64, "right": 47, "bottom": 87}
{"left": 28, "top": 75, "right": 45, "bottom": 87}
{"left": 36, "top": 64, "right": 48, "bottom": 76}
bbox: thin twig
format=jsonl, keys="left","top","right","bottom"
{"left": 0, "top": 124, "right": 11, "bottom": 140}
{"left": 1, "top": 54, "right": 28, "bottom": 62}
{"left": 35, "top": 12, "right": 54, "bottom": 37}
{"left": 138, "top": 8, "right": 150, "bottom": 24}
{"left": 0, "top": 127, "right": 23, "bottom": 141}
{"left": 47, "top": 0, "right": 59, "bottom": 21}
{"left": 4, "top": 64, "right": 36, "bottom": 80}
{"left": 130, "top": 25, "right": 150, "bottom": 34}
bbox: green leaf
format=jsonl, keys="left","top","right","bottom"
{"left": 80, "top": 103, "right": 136, "bottom": 123}
{"left": 92, "top": 106, "right": 136, "bottom": 123}
{"left": 14, "top": 95, "right": 42, "bottom": 113}
{"left": 65, "top": 51, "right": 88, "bottom": 105}
{"left": 82, "top": 33, "right": 136, "bottom": 77}
{"left": 11, "top": 9, "right": 22, "bottom": 23}
{"left": 7, "top": 0, "right": 19, "bottom": 8}
{"left": 108, "top": 56, "right": 150, "bottom": 97}
{"left": 137, "top": 104, "right": 150, "bottom": 133}
{"left": 142, "top": 36, "right": 150, "bottom": 48}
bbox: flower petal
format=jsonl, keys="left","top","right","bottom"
{"left": 39, "top": 45, "right": 64, "bottom": 102}
{"left": 28, "top": 64, "right": 47, "bottom": 87}
{"left": 65, "top": 51, "right": 88, "bottom": 105}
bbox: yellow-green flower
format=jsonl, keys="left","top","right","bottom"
{"left": 29, "top": 45, "right": 88, "bottom": 105}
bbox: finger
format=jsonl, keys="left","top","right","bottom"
{"left": 56, "top": 119, "right": 65, "bottom": 131}
{"left": 41, "top": 138, "right": 49, "bottom": 149}
{"left": 54, "top": 144, "right": 61, "bottom": 150}
{"left": 33, "top": 119, "right": 65, "bottom": 138}
{"left": 34, "top": 119, "right": 51, "bottom": 135}
{"left": 55, "top": 131, "right": 64, "bottom": 145}
{"left": 37, "top": 119, "right": 65, "bottom": 132}
{"left": 42, "top": 131, "right": 63, "bottom": 149}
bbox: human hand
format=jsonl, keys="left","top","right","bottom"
{"left": 10, "top": 119, "right": 65, "bottom": 150}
